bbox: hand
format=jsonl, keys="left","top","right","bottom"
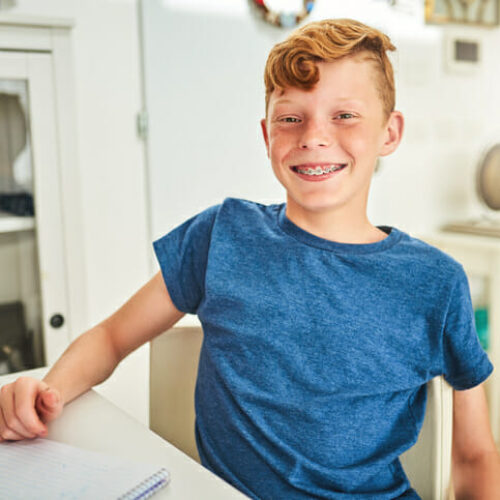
{"left": 0, "top": 377, "right": 63, "bottom": 442}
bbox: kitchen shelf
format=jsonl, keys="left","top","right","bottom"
{"left": 0, "top": 211, "right": 35, "bottom": 234}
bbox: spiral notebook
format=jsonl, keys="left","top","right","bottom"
{"left": 0, "top": 438, "right": 170, "bottom": 499}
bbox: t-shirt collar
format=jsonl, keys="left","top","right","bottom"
{"left": 277, "top": 203, "right": 402, "bottom": 254}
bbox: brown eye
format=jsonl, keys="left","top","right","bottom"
{"left": 281, "top": 117, "right": 300, "bottom": 123}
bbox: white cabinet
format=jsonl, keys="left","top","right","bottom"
{"left": 0, "top": 17, "right": 85, "bottom": 374}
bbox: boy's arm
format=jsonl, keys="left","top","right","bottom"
{"left": 451, "top": 383, "right": 500, "bottom": 499}
{"left": 43, "top": 271, "right": 184, "bottom": 405}
{"left": 1, "top": 272, "right": 183, "bottom": 442}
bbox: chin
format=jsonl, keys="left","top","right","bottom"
{"left": 290, "top": 195, "right": 344, "bottom": 215}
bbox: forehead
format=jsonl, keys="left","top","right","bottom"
{"left": 269, "top": 55, "right": 381, "bottom": 108}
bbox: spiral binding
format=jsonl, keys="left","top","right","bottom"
{"left": 118, "top": 468, "right": 170, "bottom": 500}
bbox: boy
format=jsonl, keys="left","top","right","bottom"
{"left": 1, "top": 18, "right": 499, "bottom": 499}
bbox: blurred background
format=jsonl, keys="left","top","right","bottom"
{"left": 0, "top": 0, "right": 499, "bottom": 428}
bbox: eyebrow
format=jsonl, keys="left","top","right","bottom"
{"left": 335, "top": 99, "right": 367, "bottom": 110}
{"left": 272, "top": 97, "right": 366, "bottom": 108}
{"left": 272, "top": 98, "right": 295, "bottom": 106}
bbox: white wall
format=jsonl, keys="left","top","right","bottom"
{"left": 2, "top": 0, "right": 151, "bottom": 424}
{"left": 144, "top": 0, "right": 500, "bottom": 241}
{"left": 4, "top": 0, "right": 500, "bottom": 428}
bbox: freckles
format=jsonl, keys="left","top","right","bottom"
{"left": 268, "top": 129, "right": 280, "bottom": 143}
{"left": 269, "top": 132, "right": 289, "bottom": 150}
{"left": 347, "top": 132, "right": 377, "bottom": 153}
{"left": 343, "top": 136, "right": 363, "bottom": 153}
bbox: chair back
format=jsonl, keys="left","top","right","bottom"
{"left": 150, "top": 327, "right": 453, "bottom": 498}
{"left": 399, "top": 376, "right": 453, "bottom": 499}
{"left": 150, "top": 327, "right": 202, "bottom": 462}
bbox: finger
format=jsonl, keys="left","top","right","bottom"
{"left": 2, "top": 387, "right": 37, "bottom": 439}
{"left": 35, "top": 389, "right": 62, "bottom": 423}
{"left": 15, "top": 378, "right": 49, "bottom": 434}
{"left": 0, "top": 404, "right": 31, "bottom": 441}
{"left": 0, "top": 384, "right": 37, "bottom": 439}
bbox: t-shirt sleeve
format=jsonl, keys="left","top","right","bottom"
{"left": 153, "top": 204, "right": 220, "bottom": 314}
{"left": 442, "top": 265, "right": 493, "bottom": 390}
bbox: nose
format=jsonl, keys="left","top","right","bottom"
{"left": 299, "top": 119, "right": 332, "bottom": 149}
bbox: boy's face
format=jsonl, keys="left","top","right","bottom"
{"left": 261, "top": 55, "right": 403, "bottom": 223}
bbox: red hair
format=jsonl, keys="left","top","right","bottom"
{"left": 264, "top": 19, "right": 396, "bottom": 119}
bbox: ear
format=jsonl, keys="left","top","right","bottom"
{"left": 260, "top": 118, "right": 270, "bottom": 158}
{"left": 379, "top": 111, "right": 404, "bottom": 157}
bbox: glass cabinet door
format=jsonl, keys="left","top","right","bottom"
{"left": 0, "top": 51, "right": 70, "bottom": 374}
{"left": 0, "top": 79, "right": 42, "bottom": 375}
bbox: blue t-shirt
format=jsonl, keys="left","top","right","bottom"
{"left": 153, "top": 198, "right": 493, "bottom": 500}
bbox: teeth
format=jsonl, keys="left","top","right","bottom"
{"left": 295, "top": 165, "right": 345, "bottom": 175}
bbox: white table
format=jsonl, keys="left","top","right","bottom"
{"left": 0, "top": 368, "right": 247, "bottom": 499}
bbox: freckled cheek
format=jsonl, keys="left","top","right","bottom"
{"left": 269, "top": 132, "right": 295, "bottom": 161}
{"left": 342, "top": 135, "right": 378, "bottom": 159}
{"left": 269, "top": 129, "right": 292, "bottom": 145}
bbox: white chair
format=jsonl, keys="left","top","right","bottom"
{"left": 400, "top": 376, "right": 454, "bottom": 500}
{"left": 150, "top": 327, "right": 202, "bottom": 463}
{"left": 150, "top": 328, "right": 454, "bottom": 499}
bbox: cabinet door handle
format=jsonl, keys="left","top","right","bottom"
{"left": 49, "top": 314, "right": 65, "bottom": 329}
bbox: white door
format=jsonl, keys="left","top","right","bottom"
{"left": 0, "top": 50, "right": 70, "bottom": 373}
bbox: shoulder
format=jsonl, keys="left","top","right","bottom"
{"left": 219, "top": 197, "right": 282, "bottom": 221}
{"left": 220, "top": 196, "right": 278, "bottom": 211}
{"left": 383, "top": 229, "right": 468, "bottom": 305}
{"left": 179, "top": 202, "right": 223, "bottom": 233}
{"left": 392, "top": 229, "right": 465, "bottom": 283}
{"left": 177, "top": 198, "right": 281, "bottom": 237}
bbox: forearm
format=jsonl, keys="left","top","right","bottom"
{"left": 453, "top": 450, "right": 500, "bottom": 500}
{"left": 42, "top": 325, "right": 121, "bottom": 406}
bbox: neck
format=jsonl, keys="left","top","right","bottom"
{"left": 285, "top": 199, "right": 387, "bottom": 244}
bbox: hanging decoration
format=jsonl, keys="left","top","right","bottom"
{"left": 250, "top": 0, "right": 316, "bottom": 28}
{"left": 425, "top": 0, "right": 499, "bottom": 27}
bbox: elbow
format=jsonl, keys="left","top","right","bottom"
{"left": 83, "top": 323, "right": 122, "bottom": 382}
{"left": 100, "top": 322, "right": 124, "bottom": 367}
{"left": 453, "top": 449, "right": 500, "bottom": 499}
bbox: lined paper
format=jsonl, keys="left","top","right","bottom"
{"left": 0, "top": 438, "right": 170, "bottom": 499}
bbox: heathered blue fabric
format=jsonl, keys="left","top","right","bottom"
{"left": 153, "top": 197, "right": 493, "bottom": 500}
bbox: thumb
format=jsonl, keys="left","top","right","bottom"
{"left": 36, "top": 388, "right": 62, "bottom": 420}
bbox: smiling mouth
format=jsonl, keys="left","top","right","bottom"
{"left": 291, "top": 164, "right": 348, "bottom": 176}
